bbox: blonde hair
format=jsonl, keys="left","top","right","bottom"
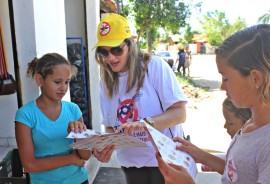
{"left": 215, "top": 24, "right": 270, "bottom": 104}
{"left": 95, "top": 39, "right": 151, "bottom": 98}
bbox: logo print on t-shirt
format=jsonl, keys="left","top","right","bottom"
{"left": 227, "top": 158, "right": 237, "bottom": 182}
{"left": 117, "top": 99, "right": 138, "bottom": 124}
{"left": 99, "top": 22, "right": 110, "bottom": 36}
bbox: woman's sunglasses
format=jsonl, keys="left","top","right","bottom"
{"left": 97, "top": 43, "right": 127, "bottom": 58}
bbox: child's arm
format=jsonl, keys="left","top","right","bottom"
{"left": 174, "top": 137, "right": 225, "bottom": 174}
{"left": 15, "top": 123, "right": 85, "bottom": 173}
{"left": 70, "top": 118, "right": 92, "bottom": 160}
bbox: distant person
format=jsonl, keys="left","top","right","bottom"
{"left": 200, "top": 43, "right": 206, "bottom": 54}
{"left": 184, "top": 47, "right": 192, "bottom": 77}
{"left": 156, "top": 24, "right": 270, "bottom": 184}
{"left": 176, "top": 47, "right": 186, "bottom": 76}
{"left": 92, "top": 13, "right": 187, "bottom": 184}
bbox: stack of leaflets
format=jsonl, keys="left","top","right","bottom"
{"left": 67, "top": 124, "right": 197, "bottom": 181}
{"left": 67, "top": 129, "right": 148, "bottom": 151}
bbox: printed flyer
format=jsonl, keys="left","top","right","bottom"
{"left": 68, "top": 125, "right": 197, "bottom": 181}
{"left": 67, "top": 129, "right": 148, "bottom": 151}
{"left": 144, "top": 123, "right": 198, "bottom": 181}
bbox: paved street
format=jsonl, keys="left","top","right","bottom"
{"left": 181, "top": 54, "right": 231, "bottom": 183}
{"left": 183, "top": 54, "right": 230, "bottom": 153}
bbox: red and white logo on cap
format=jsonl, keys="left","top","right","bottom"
{"left": 99, "top": 22, "right": 111, "bottom": 36}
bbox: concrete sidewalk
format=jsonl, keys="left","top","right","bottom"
{"left": 92, "top": 153, "right": 222, "bottom": 184}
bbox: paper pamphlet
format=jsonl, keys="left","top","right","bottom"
{"left": 144, "top": 123, "right": 198, "bottom": 181}
{"left": 67, "top": 129, "right": 148, "bottom": 151}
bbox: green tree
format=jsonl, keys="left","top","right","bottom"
{"left": 200, "top": 10, "right": 247, "bottom": 46}
{"left": 258, "top": 10, "right": 270, "bottom": 23}
{"left": 124, "top": 0, "right": 196, "bottom": 52}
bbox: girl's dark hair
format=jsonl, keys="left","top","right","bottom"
{"left": 223, "top": 98, "right": 251, "bottom": 123}
{"left": 27, "top": 53, "right": 76, "bottom": 78}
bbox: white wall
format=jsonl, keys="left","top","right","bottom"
{"left": 16, "top": 0, "right": 70, "bottom": 103}
{"left": 33, "top": 0, "right": 68, "bottom": 58}
{"left": 65, "top": 0, "right": 86, "bottom": 43}
{"left": 85, "top": 0, "right": 101, "bottom": 131}
{"left": 13, "top": 0, "right": 39, "bottom": 105}
{"left": 189, "top": 44, "right": 197, "bottom": 55}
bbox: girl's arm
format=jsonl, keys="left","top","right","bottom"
{"left": 15, "top": 123, "right": 85, "bottom": 173}
{"left": 175, "top": 137, "right": 225, "bottom": 174}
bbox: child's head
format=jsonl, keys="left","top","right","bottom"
{"left": 27, "top": 53, "right": 76, "bottom": 79}
{"left": 215, "top": 24, "right": 270, "bottom": 106}
{"left": 222, "top": 98, "right": 251, "bottom": 138}
{"left": 27, "top": 53, "right": 77, "bottom": 99}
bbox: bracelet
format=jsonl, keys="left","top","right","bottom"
{"left": 143, "top": 117, "right": 155, "bottom": 127}
{"left": 139, "top": 119, "right": 145, "bottom": 124}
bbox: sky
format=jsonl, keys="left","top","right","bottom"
{"left": 190, "top": 0, "right": 270, "bottom": 30}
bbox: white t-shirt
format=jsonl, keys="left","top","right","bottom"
{"left": 100, "top": 55, "right": 188, "bottom": 168}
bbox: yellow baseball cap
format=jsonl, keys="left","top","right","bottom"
{"left": 92, "top": 13, "right": 131, "bottom": 49}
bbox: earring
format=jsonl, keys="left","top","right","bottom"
{"left": 256, "top": 85, "right": 259, "bottom": 89}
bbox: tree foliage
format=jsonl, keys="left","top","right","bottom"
{"left": 183, "top": 25, "right": 194, "bottom": 44}
{"left": 200, "top": 10, "right": 247, "bottom": 46}
{"left": 122, "top": 0, "right": 196, "bottom": 51}
{"left": 258, "top": 10, "right": 270, "bottom": 23}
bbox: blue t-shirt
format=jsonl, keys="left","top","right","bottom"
{"left": 15, "top": 100, "right": 88, "bottom": 184}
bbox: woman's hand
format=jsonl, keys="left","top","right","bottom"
{"left": 68, "top": 120, "right": 87, "bottom": 133}
{"left": 156, "top": 152, "right": 195, "bottom": 184}
{"left": 92, "top": 144, "right": 115, "bottom": 163}
{"left": 115, "top": 121, "right": 145, "bottom": 135}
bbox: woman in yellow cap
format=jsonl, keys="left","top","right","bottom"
{"left": 92, "top": 13, "right": 188, "bottom": 184}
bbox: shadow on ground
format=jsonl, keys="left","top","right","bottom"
{"left": 93, "top": 167, "right": 126, "bottom": 184}
{"left": 191, "top": 77, "right": 221, "bottom": 91}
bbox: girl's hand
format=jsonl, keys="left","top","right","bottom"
{"left": 68, "top": 120, "right": 87, "bottom": 133}
{"left": 115, "top": 121, "right": 145, "bottom": 135}
{"left": 71, "top": 150, "right": 85, "bottom": 167}
{"left": 156, "top": 152, "right": 195, "bottom": 184}
{"left": 173, "top": 137, "right": 203, "bottom": 163}
{"left": 92, "top": 144, "right": 115, "bottom": 163}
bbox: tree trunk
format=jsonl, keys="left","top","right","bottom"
{"left": 147, "top": 31, "right": 152, "bottom": 53}
{"left": 136, "top": 31, "right": 141, "bottom": 51}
